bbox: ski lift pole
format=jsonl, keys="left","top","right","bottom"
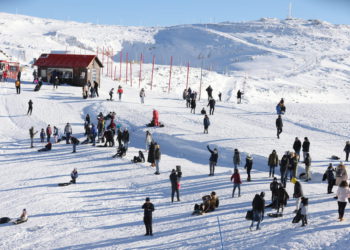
{"left": 130, "top": 61, "right": 132, "bottom": 87}
{"left": 199, "top": 60, "right": 203, "bottom": 101}
{"left": 125, "top": 52, "right": 128, "bottom": 84}
{"left": 119, "top": 51, "right": 123, "bottom": 81}
{"left": 139, "top": 53, "right": 143, "bottom": 88}
{"left": 186, "top": 62, "right": 189, "bottom": 90}
{"left": 168, "top": 56, "right": 173, "bottom": 93}
{"left": 151, "top": 55, "right": 155, "bottom": 90}
{"left": 217, "top": 216, "right": 224, "bottom": 250}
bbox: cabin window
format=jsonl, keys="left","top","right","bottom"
{"left": 91, "top": 69, "right": 96, "bottom": 81}
{"left": 80, "top": 71, "right": 86, "bottom": 79}
{"left": 41, "top": 69, "right": 47, "bottom": 77}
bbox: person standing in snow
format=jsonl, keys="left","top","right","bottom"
{"left": 46, "top": 125, "right": 52, "bottom": 143}
{"left": 117, "top": 85, "right": 123, "bottom": 101}
{"left": 279, "top": 152, "right": 289, "bottom": 187}
{"left": 53, "top": 76, "right": 59, "bottom": 89}
{"left": 93, "top": 81, "right": 99, "bottom": 97}
{"left": 147, "top": 141, "right": 156, "bottom": 168}
{"left": 206, "top": 85, "right": 213, "bottom": 100}
{"left": 29, "top": 126, "right": 38, "bottom": 148}
{"left": 233, "top": 148, "right": 241, "bottom": 169}
{"left": 268, "top": 150, "right": 279, "bottom": 178}
{"left": 293, "top": 137, "right": 302, "bottom": 161}
{"left": 190, "top": 98, "right": 196, "bottom": 114}
{"left": 276, "top": 185, "right": 289, "bottom": 214}
{"left": 40, "top": 128, "right": 46, "bottom": 143}
{"left": 250, "top": 192, "right": 265, "bottom": 231}
{"left": 15, "top": 80, "right": 21, "bottom": 94}
{"left": 293, "top": 179, "right": 303, "bottom": 213}
{"left": 299, "top": 197, "right": 308, "bottom": 226}
{"left": 53, "top": 126, "right": 59, "bottom": 143}
{"left": 140, "top": 88, "right": 145, "bottom": 104}
{"left": 336, "top": 180, "right": 350, "bottom": 222}
{"left": 270, "top": 177, "right": 279, "bottom": 205}
{"left": 231, "top": 168, "right": 242, "bottom": 197}
{"left": 203, "top": 115, "right": 210, "bottom": 134}
{"left": 145, "top": 131, "right": 153, "bottom": 151}
{"left": 237, "top": 90, "right": 243, "bottom": 104}
{"left": 109, "top": 88, "right": 114, "bottom": 101}
{"left": 64, "top": 123, "right": 72, "bottom": 144}
{"left": 218, "top": 92, "right": 222, "bottom": 102}
{"left": 154, "top": 144, "right": 161, "bottom": 175}
{"left": 207, "top": 145, "right": 218, "bottom": 176}
{"left": 91, "top": 123, "right": 97, "bottom": 146}
{"left": 27, "top": 99, "right": 33, "bottom": 115}
{"left": 71, "top": 136, "right": 79, "bottom": 153}
{"left": 122, "top": 128, "right": 130, "bottom": 150}
{"left": 276, "top": 115, "right": 283, "bottom": 139}
{"left": 207, "top": 98, "right": 216, "bottom": 115}
{"left": 322, "top": 164, "right": 335, "bottom": 194}
{"left": 304, "top": 153, "right": 312, "bottom": 181}
{"left": 344, "top": 141, "right": 350, "bottom": 162}
{"left": 335, "top": 162, "right": 348, "bottom": 186}
{"left": 170, "top": 169, "right": 180, "bottom": 202}
{"left": 244, "top": 154, "right": 253, "bottom": 181}
{"left": 302, "top": 137, "right": 310, "bottom": 162}
{"left": 70, "top": 168, "right": 78, "bottom": 184}
{"left": 142, "top": 197, "right": 154, "bottom": 236}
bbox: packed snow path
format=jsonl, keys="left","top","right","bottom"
{"left": 0, "top": 78, "right": 350, "bottom": 250}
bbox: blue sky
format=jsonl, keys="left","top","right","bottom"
{"left": 1, "top": 0, "right": 350, "bottom": 26}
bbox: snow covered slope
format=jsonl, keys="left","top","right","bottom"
{"left": 1, "top": 12, "right": 350, "bottom": 250}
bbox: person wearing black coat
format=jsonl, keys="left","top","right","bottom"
{"left": 190, "top": 99, "right": 196, "bottom": 114}
{"left": 27, "top": 100, "right": 33, "bottom": 115}
{"left": 250, "top": 192, "right": 265, "bottom": 230}
{"left": 293, "top": 137, "right": 302, "bottom": 160}
{"left": 276, "top": 185, "right": 289, "bottom": 214}
{"left": 122, "top": 128, "right": 130, "bottom": 150}
{"left": 244, "top": 154, "right": 253, "bottom": 181}
{"left": 302, "top": 137, "right": 310, "bottom": 162}
{"left": 147, "top": 142, "right": 156, "bottom": 167}
{"left": 237, "top": 90, "right": 243, "bottom": 104}
{"left": 270, "top": 177, "right": 279, "bottom": 204}
{"left": 207, "top": 98, "right": 216, "bottom": 115}
{"left": 344, "top": 141, "right": 350, "bottom": 162}
{"left": 117, "top": 128, "right": 123, "bottom": 148}
{"left": 170, "top": 169, "right": 180, "bottom": 202}
{"left": 322, "top": 163, "right": 335, "bottom": 194}
{"left": 203, "top": 115, "right": 210, "bottom": 134}
{"left": 103, "top": 129, "right": 114, "bottom": 147}
{"left": 207, "top": 145, "right": 218, "bottom": 176}
{"left": 206, "top": 85, "right": 213, "bottom": 100}
{"left": 279, "top": 153, "right": 289, "bottom": 187}
{"left": 142, "top": 197, "right": 155, "bottom": 236}
{"left": 293, "top": 180, "right": 303, "bottom": 213}
{"left": 70, "top": 136, "right": 80, "bottom": 153}
{"left": 276, "top": 115, "right": 283, "bottom": 139}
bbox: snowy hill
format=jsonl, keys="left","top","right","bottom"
{"left": 1, "top": 12, "right": 350, "bottom": 103}
{"left": 1, "top": 12, "right": 350, "bottom": 249}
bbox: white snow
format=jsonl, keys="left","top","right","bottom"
{"left": 0, "top": 12, "right": 350, "bottom": 249}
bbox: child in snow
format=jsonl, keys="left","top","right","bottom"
{"left": 15, "top": 209, "right": 28, "bottom": 224}
{"left": 71, "top": 168, "right": 78, "bottom": 184}
{"left": 231, "top": 168, "right": 242, "bottom": 197}
{"left": 40, "top": 128, "right": 46, "bottom": 142}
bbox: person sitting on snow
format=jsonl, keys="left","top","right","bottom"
{"left": 14, "top": 209, "right": 28, "bottom": 224}
{"left": 38, "top": 142, "right": 52, "bottom": 152}
{"left": 132, "top": 151, "right": 145, "bottom": 163}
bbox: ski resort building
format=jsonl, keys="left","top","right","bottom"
{"left": 34, "top": 53, "right": 103, "bottom": 86}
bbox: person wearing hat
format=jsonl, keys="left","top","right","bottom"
{"left": 207, "top": 145, "right": 218, "bottom": 176}
{"left": 302, "top": 137, "right": 310, "bottom": 162}
{"left": 322, "top": 163, "right": 335, "bottom": 194}
{"left": 142, "top": 197, "right": 155, "bottom": 236}
{"left": 250, "top": 192, "right": 265, "bottom": 231}
{"left": 293, "top": 137, "right": 302, "bottom": 161}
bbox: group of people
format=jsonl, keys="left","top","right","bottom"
{"left": 83, "top": 80, "right": 99, "bottom": 99}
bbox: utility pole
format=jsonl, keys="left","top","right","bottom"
{"left": 288, "top": 2, "right": 292, "bottom": 19}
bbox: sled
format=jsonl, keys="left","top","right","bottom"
{"left": 58, "top": 182, "right": 71, "bottom": 186}
{"left": 245, "top": 210, "right": 253, "bottom": 220}
{"left": 292, "top": 213, "right": 302, "bottom": 223}
{"left": 34, "top": 84, "right": 42, "bottom": 92}
{"left": 106, "top": 99, "right": 114, "bottom": 101}
{"left": 13, "top": 219, "right": 28, "bottom": 225}
{"left": 268, "top": 213, "right": 283, "bottom": 218}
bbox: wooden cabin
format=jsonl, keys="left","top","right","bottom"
{"left": 34, "top": 54, "right": 103, "bottom": 87}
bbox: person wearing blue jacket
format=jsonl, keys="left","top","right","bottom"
{"left": 207, "top": 145, "right": 218, "bottom": 176}
{"left": 203, "top": 115, "right": 210, "bottom": 134}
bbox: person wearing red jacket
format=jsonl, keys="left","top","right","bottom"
{"left": 231, "top": 168, "right": 242, "bottom": 197}
{"left": 117, "top": 85, "right": 123, "bottom": 101}
{"left": 46, "top": 124, "right": 52, "bottom": 142}
{"left": 152, "top": 109, "right": 159, "bottom": 126}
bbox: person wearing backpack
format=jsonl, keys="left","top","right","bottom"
{"left": 268, "top": 150, "right": 279, "bottom": 178}
{"left": 231, "top": 168, "right": 242, "bottom": 197}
